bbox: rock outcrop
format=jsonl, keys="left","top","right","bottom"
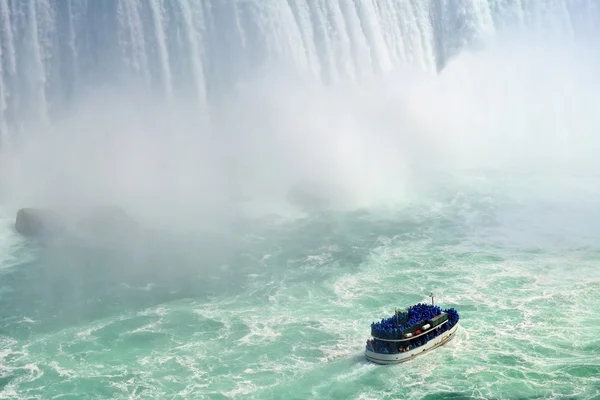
{"left": 286, "top": 182, "right": 333, "bottom": 210}
{"left": 15, "top": 208, "right": 65, "bottom": 237}
{"left": 15, "top": 205, "right": 138, "bottom": 239}
{"left": 77, "top": 205, "right": 138, "bottom": 236}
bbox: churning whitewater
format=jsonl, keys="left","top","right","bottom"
{"left": 1, "top": 1, "right": 600, "bottom": 399}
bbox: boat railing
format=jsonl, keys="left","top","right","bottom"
{"left": 371, "top": 320, "right": 448, "bottom": 343}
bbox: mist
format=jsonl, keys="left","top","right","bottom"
{"left": 1, "top": 28, "right": 600, "bottom": 232}
{"left": 1, "top": 2, "right": 600, "bottom": 368}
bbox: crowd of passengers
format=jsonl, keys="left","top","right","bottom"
{"left": 366, "top": 307, "right": 459, "bottom": 354}
{"left": 370, "top": 303, "right": 443, "bottom": 340}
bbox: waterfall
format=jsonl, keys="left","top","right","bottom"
{"left": 0, "top": 0, "right": 598, "bottom": 137}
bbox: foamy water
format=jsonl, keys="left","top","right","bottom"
{"left": 0, "top": 172, "right": 598, "bottom": 399}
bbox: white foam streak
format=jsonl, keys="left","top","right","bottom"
{"left": 148, "top": 0, "right": 172, "bottom": 99}
{"left": 117, "top": 0, "right": 150, "bottom": 85}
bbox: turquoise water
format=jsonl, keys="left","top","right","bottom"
{"left": 1, "top": 172, "right": 599, "bottom": 399}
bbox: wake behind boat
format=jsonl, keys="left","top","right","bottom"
{"left": 365, "top": 299, "right": 459, "bottom": 364}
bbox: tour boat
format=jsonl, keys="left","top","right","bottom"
{"left": 365, "top": 298, "right": 459, "bottom": 364}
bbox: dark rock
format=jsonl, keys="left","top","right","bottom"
{"left": 286, "top": 182, "right": 332, "bottom": 210}
{"left": 15, "top": 205, "right": 139, "bottom": 241}
{"left": 78, "top": 205, "right": 138, "bottom": 236}
{"left": 15, "top": 208, "right": 65, "bottom": 237}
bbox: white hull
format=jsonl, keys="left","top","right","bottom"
{"left": 365, "top": 323, "right": 459, "bottom": 365}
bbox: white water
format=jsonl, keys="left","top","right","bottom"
{"left": 0, "top": 0, "right": 597, "bottom": 133}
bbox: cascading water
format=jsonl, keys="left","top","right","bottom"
{"left": 0, "top": 0, "right": 598, "bottom": 136}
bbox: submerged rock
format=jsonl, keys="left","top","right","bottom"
{"left": 15, "top": 208, "right": 65, "bottom": 237}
